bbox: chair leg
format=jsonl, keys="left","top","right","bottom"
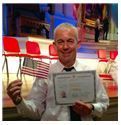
{"left": 23, "top": 74, "right": 29, "bottom": 90}
{"left": 17, "top": 67, "right": 19, "bottom": 78}
{"left": 5, "top": 56, "right": 9, "bottom": 86}
{"left": 2, "top": 57, "right": 7, "bottom": 91}
{"left": 32, "top": 58, "right": 35, "bottom": 80}
{"left": 20, "top": 57, "right": 22, "bottom": 80}
{"left": 2, "top": 58, "right": 6, "bottom": 71}
{"left": 17, "top": 57, "right": 22, "bottom": 80}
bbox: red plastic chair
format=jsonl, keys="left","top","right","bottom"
{"left": 2, "top": 36, "right": 22, "bottom": 84}
{"left": 97, "top": 49, "right": 108, "bottom": 62}
{"left": 19, "top": 41, "right": 50, "bottom": 78}
{"left": 97, "top": 49, "right": 116, "bottom": 80}
{"left": 97, "top": 49, "right": 112, "bottom": 80}
{"left": 49, "top": 44, "right": 58, "bottom": 60}
{"left": 99, "top": 50, "right": 118, "bottom": 81}
{"left": 110, "top": 50, "right": 118, "bottom": 60}
{"left": 21, "top": 41, "right": 50, "bottom": 78}
{"left": 26, "top": 41, "right": 49, "bottom": 59}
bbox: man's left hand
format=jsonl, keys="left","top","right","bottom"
{"left": 72, "top": 101, "right": 93, "bottom": 116}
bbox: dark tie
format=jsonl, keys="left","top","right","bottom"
{"left": 63, "top": 67, "right": 75, "bottom": 72}
{"left": 63, "top": 67, "right": 81, "bottom": 121}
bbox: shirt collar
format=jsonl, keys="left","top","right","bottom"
{"left": 56, "top": 59, "right": 79, "bottom": 72}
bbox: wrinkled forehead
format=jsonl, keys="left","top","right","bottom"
{"left": 55, "top": 28, "right": 76, "bottom": 41}
{"left": 56, "top": 27, "right": 74, "bottom": 34}
{"left": 55, "top": 27, "right": 77, "bottom": 38}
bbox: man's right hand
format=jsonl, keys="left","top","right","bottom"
{"left": 7, "top": 79, "right": 23, "bottom": 105}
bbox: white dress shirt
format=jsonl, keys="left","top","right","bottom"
{"left": 17, "top": 59, "right": 109, "bottom": 121}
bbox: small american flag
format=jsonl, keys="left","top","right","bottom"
{"left": 21, "top": 58, "right": 50, "bottom": 79}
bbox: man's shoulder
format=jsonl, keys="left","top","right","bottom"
{"left": 49, "top": 61, "right": 60, "bottom": 73}
{"left": 50, "top": 62, "right": 58, "bottom": 68}
{"left": 76, "top": 60, "right": 93, "bottom": 71}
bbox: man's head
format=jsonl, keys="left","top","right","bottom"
{"left": 53, "top": 23, "right": 80, "bottom": 67}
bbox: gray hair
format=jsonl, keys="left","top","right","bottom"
{"left": 54, "top": 23, "right": 78, "bottom": 41}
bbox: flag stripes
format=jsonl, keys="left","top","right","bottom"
{"left": 21, "top": 58, "right": 50, "bottom": 79}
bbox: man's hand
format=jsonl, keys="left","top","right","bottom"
{"left": 72, "top": 101, "right": 94, "bottom": 117}
{"left": 7, "top": 79, "right": 23, "bottom": 105}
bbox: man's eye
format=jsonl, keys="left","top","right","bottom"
{"left": 57, "top": 41, "right": 63, "bottom": 44}
{"left": 68, "top": 40, "right": 74, "bottom": 43}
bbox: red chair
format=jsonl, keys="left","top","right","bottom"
{"left": 20, "top": 41, "right": 50, "bottom": 78}
{"left": 97, "top": 49, "right": 108, "bottom": 62}
{"left": 99, "top": 50, "right": 118, "bottom": 81}
{"left": 26, "top": 41, "right": 49, "bottom": 59}
{"left": 2, "top": 36, "right": 22, "bottom": 84}
{"left": 49, "top": 44, "right": 58, "bottom": 60}
{"left": 97, "top": 49, "right": 112, "bottom": 80}
{"left": 110, "top": 50, "right": 118, "bottom": 60}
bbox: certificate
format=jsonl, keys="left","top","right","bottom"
{"left": 53, "top": 70, "right": 96, "bottom": 105}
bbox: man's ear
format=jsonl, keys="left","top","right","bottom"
{"left": 53, "top": 41, "right": 55, "bottom": 45}
{"left": 53, "top": 41, "right": 57, "bottom": 49}
{"left": 77, "top": 40, "right": 81, "bottom": 49}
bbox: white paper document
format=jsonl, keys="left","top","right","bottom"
{"left": 53, "top": 70, "right": 96, "bottom": 105}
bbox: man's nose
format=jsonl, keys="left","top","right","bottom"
{"left": 63, "top": 42, "right": 68, "bottom": 49}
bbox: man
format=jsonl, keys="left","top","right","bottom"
{"left": 7, "top": 23, "right": 109, "bottom": 121}
{"left": 103, "top": 15, "right": 109, "bottom": 40}
{"left": 95, "top": 16, "right": 101, "bottom": 42}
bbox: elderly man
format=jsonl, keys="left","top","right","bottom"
{"left": 7, "top": 23, "right": 109, "bottom": 121}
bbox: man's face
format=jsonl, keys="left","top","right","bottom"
{"left": 54, "top": 28, "right": 79, "bottom": 67}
